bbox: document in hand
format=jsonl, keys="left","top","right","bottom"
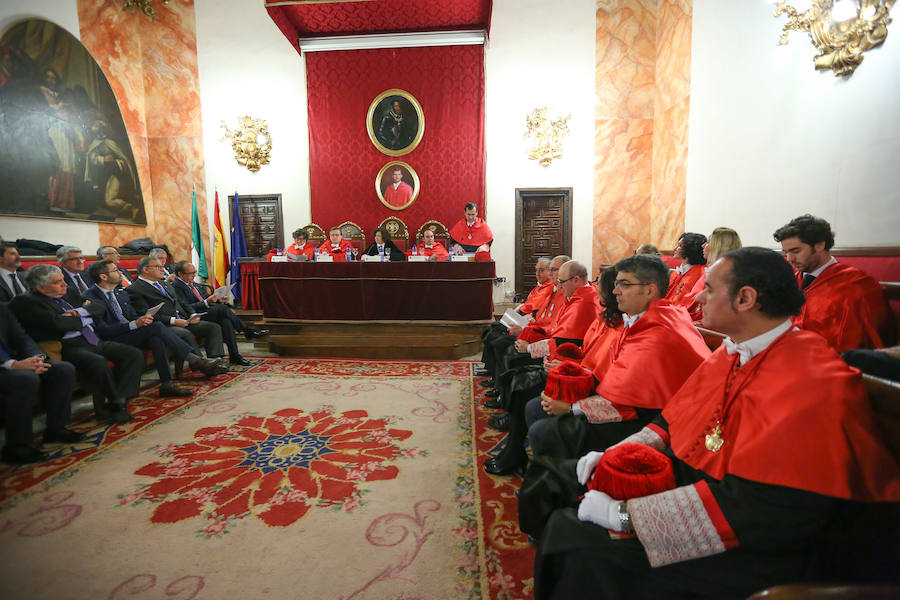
{"left": 213, "top": 283, "right": 237, "bottom": 297}
{"left": 188, "top": 312, "right": 208, "bottom": 320}
{"left": 500, "top": 308, "right": 533, "bottom": 330}
{"left": 145, "top": 302, "right": 165, "bottom": 317}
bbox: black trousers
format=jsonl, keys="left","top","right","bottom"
{"left": 61, "top": 338, "right": 143, "bottom": 403}
{"left": 109, "top": 321, "right": 194, "bottom": 382}
{"left": 0, "top": 360, "right": 75, "bottom": 447}
{"left": 201, "top": 304, "right": 243, "bottom": 357}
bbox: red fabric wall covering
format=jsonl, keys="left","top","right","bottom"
{"left": 305, "top": 45, "right": 485, "bottom": 240}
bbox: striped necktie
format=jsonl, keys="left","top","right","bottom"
{"left": 53, "top": 297, "right": 100, "bottom": 344}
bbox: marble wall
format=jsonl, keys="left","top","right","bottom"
{"left": 78, "top": 0, "right": 208, "bottom": 264}
{"left": 593, "top": 0, "right": 692, "bottom": 266}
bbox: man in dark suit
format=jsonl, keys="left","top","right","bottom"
{"left": 96, "top": 245, "right": 134, "bottom": 288}
{"left": 0, "top": 243, "right": 27, "bottom": 303}
{"left": 0, "top": 303, "right": 84, "bottom": 464}
{"left": 126, "top": 256, "right": 226, "bottom": 360}
{"left": 56, "top": 245, "right": 93, "bottom": 306}
{"left": 84, "top": 260, "right": 228, "bottom": 396}
{"left": 11, "top": 264, "right": 142, "bottom": 423}
{"left": 171, "top": 260, "right": 268, "bottom": 366}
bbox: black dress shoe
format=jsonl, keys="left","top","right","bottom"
{"left": 483, "top": 456, "right": 525, "bottom": 476}
{"left": 484, "top": 398, "right": 502, "bottom": 410}
{"left": 230, "top": 356, "right": 252, "bottom": 366}
{"left": 2, "top": 445, "right": 49, "bottom": 464}
{"left": 487, "top": 413, "right": 510, "bottom": 431}
{"left": 244, "top": 328, "right": 269, "bottom": 340}
{"left": 107, "top": 404, "right": 134, "bottom": 423}
{"left": 43, "top": 428, "right": 87, "bottom": 444}
{"left": 484, "top": 388, "right": 501, "bottom": 398}
{"left": 159, "top": 382, "right": 193, "bottom": 397}
{"left": 479, "top": 378, "right": 495, "bottom": 388}
{"left": 527, "top": 534, "right": 539, "bottom": 547}
{"left": 190, "top": 356, "right": 229, "bottom": 377}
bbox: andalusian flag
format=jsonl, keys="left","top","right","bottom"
{"left": 190, "top": 187, "right": 208, "bottom": 282}
{"left": 212, "top": 190, "right": 230, "bottom": 288}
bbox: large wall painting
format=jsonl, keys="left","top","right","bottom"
{"left": 0, "top": 19, "right": 146, "bottom": 225}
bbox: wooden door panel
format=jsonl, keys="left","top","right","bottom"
{"left": 515, "top": 189, "right": 572, "bottom": 297}
{"left": 231, "top": 195, "right": 284, "bottom": 258}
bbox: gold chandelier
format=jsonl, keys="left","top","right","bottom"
{"left": 122, "top": 0, "right": 169, "bottom": 20}
{"left": 774, "top": 0, "right": 895, "bottom": 76}
{"left": 221, "top": 116, "right": 272, "bottom": 173}
{"left": 524, "top": 106, "right": 571, "bottom": 168}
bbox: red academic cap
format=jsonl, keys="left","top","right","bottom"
{"left": 543, "top": 361, "right": 595, "bottom": 404}
{"left": 474, "top": 249, "right": 492, "bottom": 261}
{"left": 588, "top": 442, "right": 676, "bottom": 500}
{"left": 553, "top": 342, "right": 584, "bottom": 363}
{"left": 518, "top": 325, "right": 548, "bottom": 343}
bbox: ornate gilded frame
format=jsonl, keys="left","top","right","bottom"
{"left": 375, "top": 160, "right": 420, "bottom": 211}
{"left": 366, "top": 89, "right": 424, "bottom": 156}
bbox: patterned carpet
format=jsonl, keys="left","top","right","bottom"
{"left": 0, "top": 358, "right": 532, "bottom": 599}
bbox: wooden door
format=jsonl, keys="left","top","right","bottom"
{"left": 515, "top": 188, "right": 572, "bottom": 297}
{"left": 229, "top": 194, "right": 284, "bottom": 258}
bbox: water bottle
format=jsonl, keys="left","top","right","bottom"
{"left": 313, "top": 244, "right": 318, "bottom": 261}
{"left": 346, "top": 246, "right": 352, "bottom": 262}
{"left": 379, "top": 245, "right": 385, "bottom": 262}
{"left": 412, "top": 245, "right": 417, "bottom": 256}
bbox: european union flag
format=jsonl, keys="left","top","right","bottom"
{"left": 230, "top": 192, "right": 248, "bottom": 303}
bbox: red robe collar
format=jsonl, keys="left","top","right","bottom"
{"left": 664, "top": 328, "right": 900, "bottom": 501}
{"left": 449, "top": 217, "right": 493, "bottom": 246}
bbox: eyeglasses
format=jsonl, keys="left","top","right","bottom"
{"left": 147, "top": 265, "right": 165, "bottom": 269}
{"left": 65, "top": 256, "right": 85, "bottom": 262}
{"left": 549, "top": 268, "right": 560, "bottom": 272}
{"left": 182, "top": 271, "right": 197, "bottom": 276}
{"left": 614, "top": 280, "right": 650, "bottom": 289}
{"left": 558, "top": 277, "right": 575, "bottom": 284}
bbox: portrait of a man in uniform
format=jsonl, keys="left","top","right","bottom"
{"left": 367, "top": 90, "right": 424, "bottom": 156}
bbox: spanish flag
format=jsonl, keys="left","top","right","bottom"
{"left": 212, "top": 190, "right": 230, "bottom": 288}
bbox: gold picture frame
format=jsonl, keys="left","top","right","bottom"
{"left": 366, "top": 89, "right": 424, "bottom": 157}
{"left": 376, "top": 161, "right": 420, "bottom": 211}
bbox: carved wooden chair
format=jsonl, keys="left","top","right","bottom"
{"left": 303, "top": 223, "right": 327, "bottom": 246}
{"left": 379, "top": 216, "right": 409, "bottom": 251}
{"left": 415, "top": 220, "right": 451, "bottom": 249}
{"left": 338, "top": 220, "right": 366, "bottom": 253}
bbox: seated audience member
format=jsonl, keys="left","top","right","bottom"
{"left": 774, "top": 214, "right": 893, "bottom": 352}
{"left": 693, "top": 227, "right": 742, "bottom": 322}
{"left": 665, "top": 233, "right": 707, "bottom": 314}
{"left": 363, "top": 227, "right": 406, "bottom": 262}
{"left": 127, "top": 257, "right": 228, "bottom": 362}
{"left": 527, "top": 254, "right": 710, "bottom": 460}
{"left": 532, "top": 247, "right": 900, "bottom": 600}
{"left": 318, "top": 227, "right": 353, "bottom": 261}
{"left": 0, "top": 303, "right": 84, "bottom": 464}
{"left": 842, "top": 345, "right": 900, "bottom": 382}
{"left": 1, "top": 243, "right": 27, "bottom": 302}
{"left": 285, "top": 228, "right": 315, "bottom": 262}
{"left": 96, "top": 245, "right": 134, "bottom": 287}
{"left": 634, "top": 243, "right": 659, "bottom": 256}
{"left": 480, "top": 258, "right": 553, "bottom": 386}
{"left": 84, "top": 260, "right": 228, "bottom": 394}
{"left": 56, "top": 245, "right": 92, "bottom": 305}
{"left": 410, "top": 228, "right": 450, "bottom": 261}
{"left": 484, "top": 260, "right": 601, "bottom": 475}
{"left": 449, "top": 202, "right": 493, "bottom": 255}
{"left": 149, "top": 247, "right": 176, "bottom": 282}
{"left": 171, "top": 260, "right": 267, "bottom": 364}
{"left": 11, "top": 264, "right": 141, "bottom": 423}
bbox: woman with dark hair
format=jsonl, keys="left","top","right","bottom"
{"left": 362, "top": 227, "right": 406, "bottom": 262}
{"left": 665, "top": 232, "right": 707, "bottom": 314}
{"left": 285, "top": 228, "right": 315, "bottom": 262}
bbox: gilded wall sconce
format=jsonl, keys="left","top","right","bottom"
{"left": 220, "top": 116, "right": 272, "bottom": 173}
{"left": 774, "top": 0, "right": 895, "bottom": 76}
{"left": 524, "top": 106, "right": 571, "bottom": 167}
{"left": 122, "top": 0, "right": 169, "bottom": 20}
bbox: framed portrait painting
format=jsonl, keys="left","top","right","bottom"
{"left": 366, "top": 89, "right": 424, "bottom": 157}
{"left": 0, "top": 19, "right": 146, "bottom": 225}
{"left": 376, "top": 161, "right": 419, "bottom": 211}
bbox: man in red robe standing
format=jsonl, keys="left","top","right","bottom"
{"left": 532, "top": 247, "right": 900, "bottom": 599}
{"left": 449, "top": 202, "right": 493, "bottom": 254}
{"left": 383, "top": 167, "right": 414, "bottom": 208}
{"left": 527, "top": 254, "right": 710, "bottom": 459}
{"left": 774, "top": 214, "right": 893, "bottom": 352}
{"left": 317, "top": 227, "right": 353, "bottom": 262}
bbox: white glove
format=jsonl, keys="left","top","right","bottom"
{"left": 576, "top": 450, "right": 604, "bottom": 485}
{"left": 577, "top": 490, "right": 623, "bottom": 531}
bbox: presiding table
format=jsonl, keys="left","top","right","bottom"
{"left": 258, "top": 261, "right": 496, "bottom": 321}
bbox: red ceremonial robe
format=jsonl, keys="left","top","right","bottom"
{"left": 408, "top": 242, "right": 449, "bottom": 261}
{"left": 578, "top": 318, "right": 622, "bottom": 374}
{"left": 666, "top": 264, "right": 705, "bottom": 311}
{"left": 285, "top": 241, "right": 315, "bottom": 261}
{"left": 544, "top": 285, "right": 603, "bottom": 351}
{"left": 519, "top": 279, "right": 554, "bottom": 316}
{"left": 449, "top": 217, "right": 493, "bottom": 250}
{"left": 578, "top": 300, "right": 711, "bottom": 423}
{"left": 318, "top": 239, "right": 352, "bottom": 261}
{"left": 619, "top": 328, "right": 900, "bottom": 568}
{"left": 384, "top": 181, "right": 413, "bottom": 207}
{"left": 794, "top": 262, "right": 892, "bottom": 352}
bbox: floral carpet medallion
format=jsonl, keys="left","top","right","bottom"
{"left": 119, "top": 407, "right": 417, "bottom": 536}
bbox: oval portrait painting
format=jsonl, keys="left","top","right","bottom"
{"left": 0, "top": 19, "right": 146, "bottom": 224}
{"left": 376, "top": 161, "right": 419, "bottom": 211}
{"left": 366, "top": 89, "right": 424, "bottom": 157}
